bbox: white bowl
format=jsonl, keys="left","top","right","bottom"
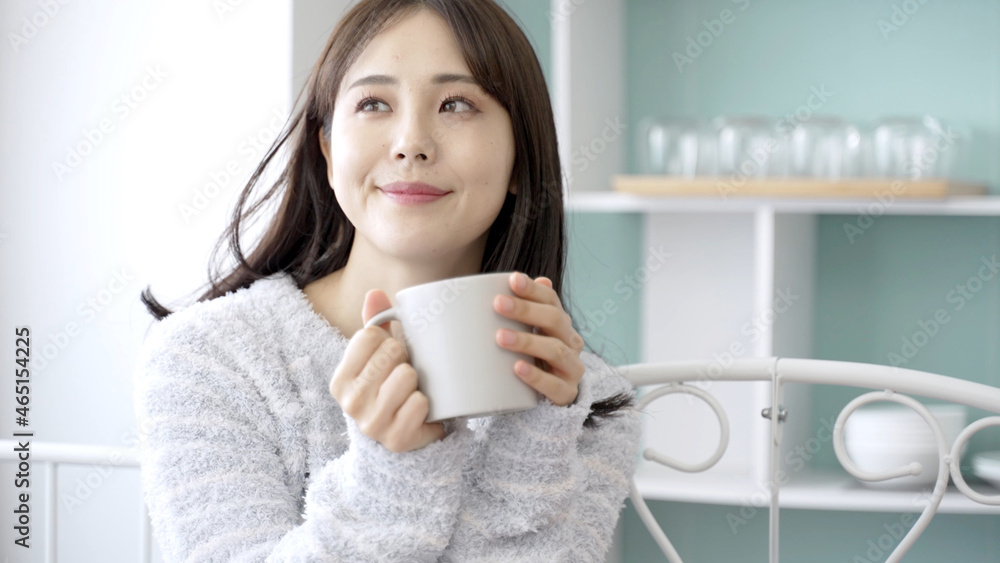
{"left": 843, "top": 404, "right": 967, "bottom": 490}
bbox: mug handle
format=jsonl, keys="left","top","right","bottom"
{"left": 364, "top": 307, "right": 399, "bottom": 329}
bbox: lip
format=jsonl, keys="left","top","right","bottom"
{"left": 379, "top": 181, "right": 451, "bottom": 205}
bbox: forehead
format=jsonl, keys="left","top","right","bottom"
{"left": 341, "top": 9, "right": 471, "bottom": 91}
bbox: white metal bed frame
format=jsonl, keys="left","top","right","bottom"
{"left": 3, "top": 357, "right": 999, "bottom": 562}
{"left": 620, "top": 357, "right": 1000, "bottom": 563}
{"left": 0, "top": 439, "right": 152, "bottom": 562}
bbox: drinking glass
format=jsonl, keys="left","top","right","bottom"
{"left": 862, "top": 115, "right": 961, "bottom": 179}
{"left": 789, "top": 116, "right": 861, "bottom": 179}
{"left": 713, "top": 115, "right": 789, "bottom": 178}
{"left": 637, "top": 117, "right": 701, "bottom": 177}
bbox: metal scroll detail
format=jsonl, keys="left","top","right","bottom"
{"left": 832, "top": 391, "right": 1000, "bottom": 563}
{"left": 950, "top": 417, "right": 1000, "bottom": 506}
{"left": 628, "top": 383, "right": 732, "bottom": 563}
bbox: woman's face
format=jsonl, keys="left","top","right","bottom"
{"left": 320, "top": 8, "right": 516, "bottom": 265}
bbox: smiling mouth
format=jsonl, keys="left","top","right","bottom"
{"left": 377, "top": 181, "right": 452, "bottom": 205}
{"left": 379, "top": 181, "right": 450, "bottom": 195}
{"left": 378, "top": 189, "right": 450, "bottom": 205}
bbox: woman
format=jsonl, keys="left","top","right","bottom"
{"left": 134, "top": 0, "right": 641, "bottom": 560}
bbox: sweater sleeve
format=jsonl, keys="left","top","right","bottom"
{"left": 445, "top": 351, "right": 641, "bottom": 562}
{"left": 134, "top": 315, "right": 473, "bottom": 563}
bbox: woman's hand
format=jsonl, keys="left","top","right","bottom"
{"left": 493, "top": 272, "right": 585, "bottom": 406}
{"left": 329, "top": 289, "right": 446, "bottom": 453}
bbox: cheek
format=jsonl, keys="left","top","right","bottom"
{"left": 454, "top": 135, "right": 514, "bottom": 189}
{"left": 330, "top": 130, "right": 377, "bottom": 185}
{"left": 330, "top": 126, "right": 359, "bottom": 168}
{"left": 330, "top": 109, "right": 382, "bottom": 161}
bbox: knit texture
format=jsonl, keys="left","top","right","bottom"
{"left": 133, "top": 271, "right": 641, "bottom": 562}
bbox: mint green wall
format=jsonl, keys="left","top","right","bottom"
{"left": 626, "top": 0, "right": 999, "bottom": 187}
{"left": 565, "top": 213, "right": 643, "bottom": 367}
{"left": 499, "top": 0, "right": 552, "bottom": 85}
{"left": 507, "top": 1, "right": 999, "bottom": 561}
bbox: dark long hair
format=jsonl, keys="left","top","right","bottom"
{"left": 140, "top": 0, "right": 633, "bottom": 427}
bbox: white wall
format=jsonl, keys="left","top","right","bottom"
{"left": 1, "top": 1, "right": 293, "bottom": 560}
{"left": 552, "top": 0, "right": 625, "bottom": 194}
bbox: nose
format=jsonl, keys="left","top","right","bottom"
{"left": 392, "top": 111, "right": 436, "bottom": 163}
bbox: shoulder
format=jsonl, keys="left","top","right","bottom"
{"left": 141, "top": 274, "right": 283, "bottom": 343}
{"left": 579, "top": 350, "right": 636, "bottom": 403}
{"left": 132, "top": 273, "right": 314, "bottom": 429}
{"left": 135, "top": 273, "right": 299, "bottom": 376}
{"left": 132, "top": 274, "right": 309, "bottom": 449}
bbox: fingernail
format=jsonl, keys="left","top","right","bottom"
{"left": 514, "top": 272, "right": 527, "bottom": 290}
{"left": 498, "top": 329, "right": 517, "bottom": 345}
{"left": 496, "top": 294, "right": 514, "bottom": 312}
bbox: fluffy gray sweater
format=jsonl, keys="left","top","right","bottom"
{"left": 133, "top": 271, "right": 641, "bottom": 562}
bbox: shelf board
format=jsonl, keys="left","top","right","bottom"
{"left": 566, "top": 191, "right": 1000, "bottom": 215}
{"left": 615, "top": 176, "right": 986, "bottom": 198}
{"left": 633, "top": 461, "right": 1000, "bottom": 515}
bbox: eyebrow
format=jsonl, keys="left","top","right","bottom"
{"left": 347, "top": 73, "right": 479, "bottom": 90}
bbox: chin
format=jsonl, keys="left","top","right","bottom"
{"left": 382, "top": 239, "right": 453, "bottom": 262}
{"left": 371, "top": 228, "right": 485, "bottom": 263}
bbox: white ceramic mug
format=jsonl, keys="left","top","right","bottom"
{"left": 363, "top": 272, "right": 540, "bottom": 422}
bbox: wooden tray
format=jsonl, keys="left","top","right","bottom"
{"left": 613, "top": 176, "right": 987, "bottom": 199}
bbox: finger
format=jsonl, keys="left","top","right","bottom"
{"left": 355, "top": 337, "right": 409, "bottom": 399}
{"left": 332, "top": 332, "right": 407, "bottom": 414}
{"left": 360, "top": 362, "right": 418, "bottom": 438}
{"left": 535, "top": 276, "right": 553, "bottom": 289}
{"left": 507, "top": 271, "right": 560, "bottom": 308}
{"left": 514, "top": 359, "right": 579, "bottom": 406}
{"left": 330, "top": 326, "right": 388, "bottom": 396}
{"left": 362, "top": 289, "right": 393, "bottom": 332}
{"left": 388, "top": 392, "right": 445, "bottom": 452}
{"left": 497, "top": 330, "right": 584, "bottom": 381}
{"left": 493, "top": 294, "right": 582, "bottom": 351}
{"left": 374, "top": 363, "right": 419, "bottom": 416}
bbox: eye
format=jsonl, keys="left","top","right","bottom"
{"left": 441, "top": 95, "right": 477, "bottom": 113}
{"left": 353, "top": 92, "right": 479, "bottom": 114}
{"left": 356, "top": 95, "right": 389, "bottom": 113}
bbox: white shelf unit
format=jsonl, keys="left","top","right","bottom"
{"left": 634, "top": 458, "right": 1000, "bottom": 516}
{"left": 566, "top": 192, "right": 1000, "bottom": 515}
{"left": 546, "top": 0, "right": 1000, "bottom": 522}
{"left": 566, "top": 192, "right": 1000, "bottom": 215}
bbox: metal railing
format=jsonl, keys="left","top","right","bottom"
{"left": 4, "top": 358, "right": 999, "bottom": 562}
{"left": 0, "top": 440, "right": 151, "bottom": 563}
{"left": 620, "top": 357, "right": 1000, "bottom": 563}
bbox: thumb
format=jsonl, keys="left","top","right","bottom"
{"left": 362, "top": 289, "right": 393, "bottom": 332}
